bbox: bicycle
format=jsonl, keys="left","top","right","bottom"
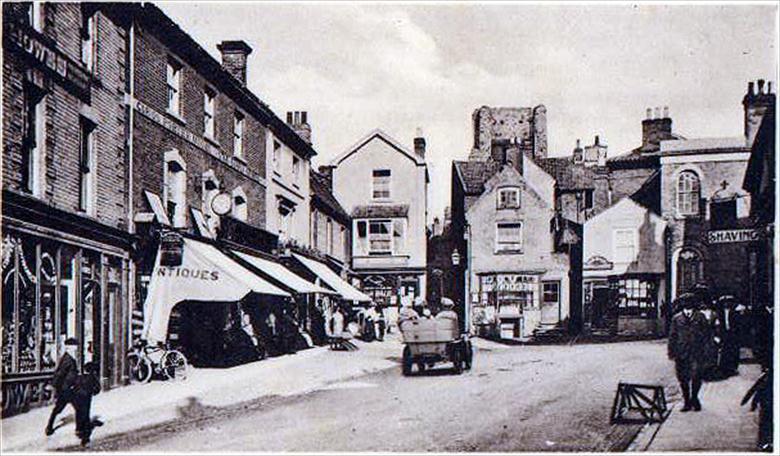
{"left": 126, "top": 343, "right": 188, "bottom": 383}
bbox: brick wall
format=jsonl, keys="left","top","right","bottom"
{"left": 132, "top": 26, "right": 268, "bottom": 231}
{"left": 2, "top": 3, "right": 129, "bottom": 230}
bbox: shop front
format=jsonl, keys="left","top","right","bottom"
{"left": 356, "top": 272, "right": 422, "bottom": 330}
{"left": 583, "top": 272, "right": 664, "bottom": 337}
{"left": 2, "top": 195, "right": 131, "bottom": 417}
{"left": 471, "top": 272, "right": 563, "bottom": 340}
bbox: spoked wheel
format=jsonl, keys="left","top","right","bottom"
{"left": 130, "top": 355, "right": 153, "bottom": 384}
{"left": 402, "top": 346, "right": 413, "bottom": 376}
{"left": 161, "top": 350, "right": 189, "bottom": 381}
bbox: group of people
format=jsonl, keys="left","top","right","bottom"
{"left": 398, "top": 296, "right": 459, "bottom": 327}
{"left": 668, "top": 284, "right": 775, "bottom": 451}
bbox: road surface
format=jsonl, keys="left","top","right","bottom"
{"left": 76, "top": 339, "right": 678, "bottom": 452}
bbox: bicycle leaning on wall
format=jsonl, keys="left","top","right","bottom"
{"left": 126, "top": 342, "right": 189, "bottom": 383}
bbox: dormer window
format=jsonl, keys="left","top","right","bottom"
{"left": 497, "top": 187, "right": 520, "bottom": 209}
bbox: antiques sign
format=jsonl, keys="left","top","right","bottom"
{"left": 480, "top": 274, "right": 538, "bottom": 292}
{"left": 4, "top": 21, "right": 91, "bottom": 100}
{"left": 134, "top": 99, "right": 267, "bottom": 186}
{"left": 707, "top": 229, "right": 760, "bottom": 244}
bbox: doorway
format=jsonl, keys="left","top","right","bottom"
{"left": 541, "top": 281, "right": 561, "bottom": 324}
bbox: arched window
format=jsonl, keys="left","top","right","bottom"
{"left": 676, "top": 171, "right": 700, "bottom": 216}
{"left": 232, "top": 187, "right": 248, "bottom": 222}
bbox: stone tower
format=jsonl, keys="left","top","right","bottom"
{"left": 469, "top": 105, "right": 547, "bottom": 161}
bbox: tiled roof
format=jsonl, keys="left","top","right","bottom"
{"left": 453, "top": 160, "right": 503, "bottom": 195}
{"left": 536, "top": 157, "right": 597, "bottom": 190}
{"left": 352, "top": 204, "right": 409, "bottom": 218}
{"left": 310, "top": 171, "right": 349, "bottom": 223}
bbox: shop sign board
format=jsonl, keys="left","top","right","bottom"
{"left": 4, "top": 21, "right": 91, "bottom": 101}
{"left": 707, "top": 229, "right": 760, "bottom": 244}
{"left": 480, "top": 274, "right": 538, "bottom": 292}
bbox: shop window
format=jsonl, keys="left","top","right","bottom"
{"left": 59, "top": 245, "right": 78, "bottom": 356}
{"left": 233, "top": 112, "right": 244, "bottom": 159}
{"left": 164, "top": 150, "right": 187, "bottom": 228}
{"left": 372, "top": 169, "right": 391, "bottom": 200}
{"left": 166, "top": 58, "right": 181, "bottom": 115}
{"left": 3, "top": 236, "right": 19, "bottom": 373}
{"left": 368, "top": 220, "right": 392, "bottom": 255}
{"left": 497, "top": 187, "right": 520, "bottom": 209}
{"left": 203, "top": 87, "right": 215, "bottom": 139}
{"left": 80, "top": 251, "right": 101, "bottom": 366}
{"left": 496, "top": 222, "right": 523, "bottom": 252}
{"left": 22, "top": 83, "right": 46, "bottom": 196}
{"left": 232, "top": 187, "right": 248, "bottom": 222}
{"left": 16, "top": 236, "right": 39, "bottom": 372}
{"left": 79, "top": 117, "right": 96, "bottom": 214}
{"left": 676, "top": 171, "right": 701, "bottom": 217}
{"left": 39, "top": 241, "right": 58, "bottom": 371}
{"left": 613, "top": 229, "right": 637, "bottom": 263}
{"left": 613, "top": 278, "right": 657, "bottom": 317}
{"left": 542, "top": 281, "right": 560, "bottom": 304}
{"left": 80, "top": 9, "right": 97, "bottom": 72}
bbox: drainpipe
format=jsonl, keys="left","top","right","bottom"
{"left": 126, "top": 18, "right": 137, "bottom": 357}
{"left": 464, "top": 223, "right": 472, "bottom": 334}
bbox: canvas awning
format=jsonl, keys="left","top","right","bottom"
{"left": 143, "top": 238, "right": 290, "bottom": 343}
{"left": 292, "top": 253, "right": 371, "bottom": 302}
{"left": 232, "top": 250, "right": 334, "bottom": 295}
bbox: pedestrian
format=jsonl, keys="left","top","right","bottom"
{"left": 45, "top": 337, "right": 79, "bottom": 436}
{"left": 753, "top": 302, "right": 774, "bottom": 452}
{"left": 398, "top": 300, "right": 420, "bottom": 329}
{"left": 436, "top": 298, "right": 459, "bottom": 325}
{"left": 698, "top": 299, "right": 722, "bottom": 380}
{"left": 668, "top": 294, "right": 712, "bottom": 412}
{"left": 717, "top": 295, "right": 741, "bottom": 377}
{"left": 72, "top": 361, "right": 102, "bottom": 446}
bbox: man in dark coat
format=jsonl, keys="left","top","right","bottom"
{"left": 45, "top": 337, "right": 79, "bottom": 436}
{"left": 668, "top": 297, "right": 713, "bottom": 412}
{"left": 73, "top": 361, "right": 102, "bottom": 446}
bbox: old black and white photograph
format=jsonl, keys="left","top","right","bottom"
{"left": 0, "top": 0, "right": 778, "bottom": 453}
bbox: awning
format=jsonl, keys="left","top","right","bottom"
{"left": 292, "top": 253, "right": 371, "bottom": 302}
{"left": 233, "top": 250, "right": 334, "bottom": 295}
{"left": 143, "top": 238, "right": 290, "bottom": 343}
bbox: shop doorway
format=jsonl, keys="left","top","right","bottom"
{"left": 541, "top": 281, "right": 561, "bottom": 324}
{"left": 591, "top": 286, "right": 610, "bottom": 329}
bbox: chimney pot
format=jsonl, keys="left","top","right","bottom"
{"left": 301, "top": 111, "right": 308, "bottom": 124}
{"left": 654, "top": 107, "right": 661, "bottom": 119}
{"left": 576, "top": 138, "right": 581, "bottom": 148}
{"left": 768, "top": 81, "right": 772, "bottom": 94}
{"left": 748, "top": 81, "right": 755, "bottom": 96}
{"left": 594, "top": 135, "right": 600, "bottom": 145}
{"left": 286, "top": 112, "right": 293, "bottom": 124}
{"left": 414, "top": 128, "right": 426, "bottom": 159}
{"left": 217, "top": 40, "right": 253, "bottom": 86}
{"left": 646, "top": 108, "right": 652, "bottom": 120}
{"left": 758, "top": 79, "right": 766, "bottom": 94}
{"left": 663, "top": 106, "right": 669, "bottom": 118}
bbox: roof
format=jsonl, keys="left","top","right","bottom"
{"left": 352, "top": 204, "right": 409, "bottom": 219}
{"left": 628, "top": 169, "right": 662, "bottom": 215}
{"left": 310, "top": 171, "right": 350, "bottom": 224}
{"left": 536, "top": 157, "right": 597, "bottom": 190}
{"left": 330, "top": 129, "right": 427, "bottom": 168}
{"left": 453, "top": 160, "right": 503, "bottom": 195}
{"left": 660, "top": 137, "right": 749, "bottom": 154}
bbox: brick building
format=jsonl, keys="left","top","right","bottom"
{"left": 660, "top": 80, "right": 774, "bottom": 305}
{"left": 2, "top": 3, "right": 132, "bottom": 416}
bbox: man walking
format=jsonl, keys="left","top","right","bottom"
{"left": 45, "top": 337, "right": 79, "bottom": 436}
{"left": 668, "top": 296, "right": 712, "bottom": 412}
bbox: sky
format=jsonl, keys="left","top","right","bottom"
{"left": 158, "top": 2, "right": 777, "bottom": 221}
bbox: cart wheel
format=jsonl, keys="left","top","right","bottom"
{"left": 402, "top": 346, "right": 413, "bottom": 376}
{"left": 161, "top": 350, "right": 188, "bottom": 381}
{"left": 452, "top": 349, "right": 463, "bottom": 374}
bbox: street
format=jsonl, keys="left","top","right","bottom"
{"left": 77, "top": 339, "right": 678, "bottom": 452}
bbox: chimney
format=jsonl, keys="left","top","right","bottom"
{"left": 217, "top": 40, "right": 253, "bottom": 86}
{"left": 743, "top": 78, "right": 777, "bottom": 146}
{"left": 318, "top": 165, "right": 334, "bottom": 191}
{"left": 414, "top": 127, "right": 426, "bottom": 159}
{"left": 583, "top": 135, "right": 607, "bottom": 167}
{"left": 286, "top": 110, "right": 312, "bottom": 145}
{"left": 641, "top": 106, "right": 673, "bottom": 151}
{"left": 572, "top": 138, "right": 583, "bottom": 163}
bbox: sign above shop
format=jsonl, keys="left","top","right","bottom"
{"left": 160, "top": 232, "right": 184, "bottom": 267}
{"left": 707, "top": 229, "right": 760, "bottom": 244}
{"left": 4, "top": 21, "right": 91, "bottom": 101}
{"left": 584, "top": 255, "right": 614, "bottom": 271}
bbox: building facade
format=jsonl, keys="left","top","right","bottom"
{"left": 659, "top": 81, "right": 775, "bottom": 304}
{"left": 2, "top": 2, "right": 132, "bottom": 416}
{"left": 328, "top": 129, "right": 429, "bottom": 325}
{"left": 582, "top": 195, "right": 667, "bottom": 336}
{"left": 309, "top": 169, "right": 351, "bottom": 273}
